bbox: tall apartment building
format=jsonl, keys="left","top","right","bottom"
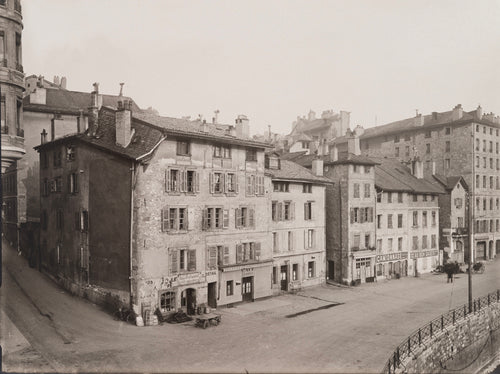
{"left": 35, "top": 92, "right": 272, "bottom": 318}
{"left": 373, "top": 157, "right": 441, "bottom": 278}
{"left": 332, "top": 105, "right": 500, "bottom": 261}
{"left": 19, "top": 78, "right": 139, "bottom": 263}
{"left": 266, "top": 154, "right": 329, "bottom": 293}
{"left": 1, "top": 0, "right": 25, "bottom": 247}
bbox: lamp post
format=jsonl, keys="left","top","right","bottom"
{"left": 468, "top": 127, "right": 475, "bottom": 313}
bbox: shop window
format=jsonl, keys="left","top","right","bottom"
{"left": 162, "top": 207, "right": 188, "bottom": 232}
{"left": 160, "top": 291, "right": 176, "bottom": 313}
{"left": 226, "top": 281, "right": 234, "bottom": 296}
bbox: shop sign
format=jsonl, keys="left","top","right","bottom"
{"left": 205, "top": 270, "right": 217, "bottom": 283}
{"left": 376, "top": 252, "right": 408, "bottom": 263}
{"left": 241, "top": 267, "right": 255, "bottom": 276}
{"left": 176, "top": 272, "right": 204, "bottom": 286}
{"left": 410, "top": 250, "right": 439, "bottom": 259}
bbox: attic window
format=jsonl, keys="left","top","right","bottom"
{"left": 268, "top": 156, "right": 279, "bottom": 169}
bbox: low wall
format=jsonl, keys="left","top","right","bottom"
{"left": 384, "top": 291, "right": 500, "bottom": 374}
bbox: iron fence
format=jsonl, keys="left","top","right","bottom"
{"left": 382, "top": 289, "right": 500, "bottom": 374}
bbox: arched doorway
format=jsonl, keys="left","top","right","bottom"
{"left": 181, "top": 288, "right": 197, "bottom": 315}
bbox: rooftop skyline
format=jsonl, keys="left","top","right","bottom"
{"left": 23, "top": 0, "right": 500, "bottom": 135}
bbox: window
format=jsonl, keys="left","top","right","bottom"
{"left": 398, "top": 237, "right": 403, "bottom": 251}
{"left": 412, "top": 236, "right": 418, "bottom": 250}
{"left": 405, "top": 146, "right": 410, "bottom": 157}
{"left": 42, "top": 178, "right": 50, "bottom": 196}
{"left": 350, "top": 207, "right": 373, "bottom": 223}
{"left": 426, "top": 144, "right": 431, "bottom": 154}
{"left": 302, "top": 183, "right": 312, "bottom": 193}
{"left": 364, "top": 184, "right": 370, "bottom": 198}
{"left": 353, "top": 165, "right": 359, "bottom": 173}
{"left": 387, "top": 214, "right": 393, "bottom": 229}
{"left": 226, "top": 281, "right": 234, "bottom": 296}
{"left": 483, "top": 157, "right": 487, "bottom": 168}
{"left": 398, "top": 214, "right": 403, "bottom": 228}
{"left": 15, "top": 33, "right": 21, "bottom": 67}
{"left": 490, "top": 141, "right": 493, "bottom": 153}
{"left": 404, "top": 134, "right": 411, "bottom": 141}
{"left": 68, "top": 173, "right": 78, "bottom": 194}
{"left": 491, "top": 159, "right": 494, "bottom": 169}
{"left": 386, "top": 238, "right": 393, "bottom": 251}
{"left": 476, "top": 156, "right": 480, "bottom": 168}
{"left": 51, "top": 177, "right": 62, "bottom": 193}
{"left": 432, "top": 211, "right": 436, "bottom": 226}
{"left": 445, "top": 159, "right": 450, "bottom": 170}
{"left": 166, "top": 168, "right": 180, "bottom": 192}
{"left": 66, "top": 146, "right": 76, "bottom": 161}
{"left": 273, "top": 232, "right": 278, "bottom": 252}
{"left": 476, "top": 175, "right": 480, "bottom": 188}
{"left": 445, "top": 127, "right": 451, "bottom": 135}
{"left": 246, "top": 149, "right": 257, "bottom": 162}
{"left": 364, "top": 234, "right": 370, "bottom": 249}
{"left": 412, "top": 211, "right": 418, "bottom": 227}
{"left": 53, "top": 150, "right": 62, "bottom": 167}
{"left": 353, "top": 183, "right": 360, "bottom": 198}
{"left": 236, "top": 242, "right": 261, "bottom": 263}
{"left": 395, "top": 147, "right": 400, "bottom": 157}
{"left": 41, "top": 210, "right": 48, "bottom": 230}
{"left": 292, "top": 264, "right": 298, "bottom": 281}
{"left": 162, "top": 207, "right": 189, "bottom": 231}
{"left": 176, "top": 140, "right": 190, "bottom": 156}
{"left": 413, "top": 194, "right": 418, "bottom": 202}
{"left": 398, "top": 192, "right": 403, "bottom": 203}
{"left": 307, "top": 261, "right": 315, "bottom": 278}
{"left": 273, "top": 181, "right": 289, "bottom": 193}
{"left": 490, "top": 176, "right": 494, "bottom": 189}
{"left": 160, "top": 291, "right": 175, "bottom": 313}
{"left": 74, "top": 210, "right": 89, "bottom": 232}
{"left": 458, "top": 217, "right": 464, "bottom": 228}
{"left": 0, "top": 31, "right": 4, "bottom": 64}
{"left": 377, "top": 239, "right": 382, "bottom": 250}
{"left": 304, "top": 202, "right": 313, "bottom": 220}
{"left": 306, "top": 229, "right": 315, "bottom": 249}
{"left": 353, "top": 234, "right": 361, "bottom": 250}
{"left": 202, "top": 207, "right": 228, "bottom": 230}
{"left": 425, "top": 131, "right": 432, "bottom": 138}
{"left": 377, "top": 215, "right": 382, "bottom": 229}
{"left": 56, "top": 209, "right": 64, "bottom": 230}
{"left": 455, "top": 198, "right": 463, "bottom": 208}
{"left": 483, "top": 140, "right": 487, "bottom": 152}
{"left": 387, "top": 192, "right": 392, "bottom": 203}
{"left": 423, "top": 195, "right": 428, "bottom": 202}
{"left": 422, "top": 211, "right": 428, "bottom": 227}
{"left": 41, "top": 152, "right": 49, "bottom": 169}
{"left": 377, "top": 192, "right": 382, "bottom": 203}
{"left": 394, "top": 135, "right": 400, "bottom": 143}
{"left": 364, "top": 166, "right": 371, "bottom": 173}
{"left": 235, "top": 207, "right": 255, "bottom": 228}
{"left": 422, "top": 235, "right": 428, "bottom": 249}
{"left": 165, "top": 168, "right": 199, "bottom": 194}
{"left": 212, "top": 172, "right": 224, "bottom": 194}
{"left": 170, "top": 248, "right": 196, "bottom": 274}
{"left": 476, "top": 124, "right": 480, "bottom": 132}
{"left": 217, "top": 246, "right": 230, "bottom": 266}
{"left": 284, "top": 201, "right": 294, "bottom": 221}
{"left": 213, "top": 144, "right": 231, "bottom": 158}
{"left": 186, "top": 170, "right": 199, "bottom": 193}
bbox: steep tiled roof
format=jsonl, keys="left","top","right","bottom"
{"left": 373, "top": 157, "right": 444, "bottom": 194}
{"left": 24, "top": 88, "right": 141, "bottom": 113}
{"left": 266, "top": 159, "right": 331, "bottom": 184}
{"left": 133, "top": 112, "right": 269, "bottom": 149}
{"left": 430, "top": 174, "right": 468, "bottom": 192}
{"left": 34, "top": 107, "right": 165, "bottom": 160}
{"left": 325, "top": 152, "right": 379, "bottom": 166}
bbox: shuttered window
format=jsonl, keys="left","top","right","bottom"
{"left": 235, "top": 207, "right": 255, "bottom": 228}
{"left": 170, "top": 248, "right": 196, "bottom": 274}
{"left": 202, "top": 207, "right": 229, "bottom": 230}
{"left": 166, "top": 168, "right": 199, "bottom": 194}
{"left": 161, "top": 207, "right": 188, "bottom": 232}
{"left": 236, "top": 242, "right": 261, "bottom": 263}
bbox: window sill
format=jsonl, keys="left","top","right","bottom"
{"left": 164, "top": 230, "right": 189, "bottom": 234}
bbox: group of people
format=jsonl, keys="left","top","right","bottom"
{"left": 443, "top": 261, "right": 461, "bottom": 283}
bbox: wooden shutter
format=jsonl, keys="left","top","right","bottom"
{"left": 246, "top": 175, "right": 251, "bottom": 195}
{"left": 161, "top": 209, "right": 169, "bottom": 232}
{"left": 260, "top": 176, "right": 265, "bottom": 195}
{"left": 195, "top": 171, "right": 200, "bottom": 193}
{"left": 75, "top": 212, "right": 80, "bottom": 230}
{"left": 74, "top": 173, "right": 79, "bottom": 193}
{"left": 180, "top": 169, "right": 186, "bottom": 192}
{"left": 184, "top": 208, "right": 189, "bottom": 230}
{"left": 170, "top": 251, "right": 178, "bottom": 274}
{"left": 236, "top": 244, "right": 243, "bottom": 263}
{"left": 202, "top": 208, "right": 208, "bottom": 230}
{"left": 223, "top": 209, "right": 229, "bottom": 228}
{"left": 350, "top": 208, "right": 355, "bottom": 223}
{"left": 235, "top": 175, "right": 239, "bottom": 193}
{"left": 207, "top": 247, "right": 217, "bottom": 269}
{"left": 290, "top": 202, "right": 295, "bottom": 220}
{"left": 310, "top": 202, "right": 314, "bottom": 220}
{"left": 165, "top": 170, "right": 171, "bottom": 192}
{"left": 223, "top": 246, "right": 230, "bottom": 265}
{"left": 249, "top": 208, "right": 255, "bottom": 228}
{"left": 225, "top": 173, "right": 230, "bottom": 192}
{"left": 304, "top": 230, "right": 307, "bottom": 249}
{"left": 278, "top": 203, "right": 283, "bottom": 221}
{"left": 235, "top": 208, "right": 241, "bottom": 228}
{"left": 220, "top": 173, "right": 225, "bottom": 193}
{"left": 251, "top": 175, "right": 255, "bottom": 195}
{"left": 369, "top": 207, "right": 373, "bottom": 222}
{"left": 209, "top": 173, "right": 214, "bottom": 194}
{"left": 188, "top": 249, "right": 196, "bottom": 271}
{"left": 67, "top": 174, "right": 71, "bottom": 193}
{"left": 254, "top": 242, "right": 261, "bottom": 260}
{"left": 304, "top": 203, "right": 308, "bottom": 220}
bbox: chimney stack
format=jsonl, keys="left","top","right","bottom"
{"left": 452, "top": 104, "right": 463, "bottom": 121}
{"left": 53, "top": 76, "right": 60, "bottom": 86}
{"left": 346, "top": 129, "right": 360, "bottom": 156}
{"left": 476, "top": 105, "right": 483, "bottom": 120}
{"left": 116, "top": 99, "right": 134, "bottom": 147}
{"left": 330, "top": 144, "right": 339, "bottom": 162}
{"left": 60, "top": 77, "right": 67, "bottom": 89}
{"left": 414, "top": 113, "right": 424, "bottom": 126}
{"left": 88, "top": 83, "right": 100, "bottom": 137}
{"left": 202, "top": 119, "right": 208, "bottom": 133}
{"left": 412, "top": 159, "right": 424, "bottom": 179}
{"left": 235, "top": 114, "right": 249, "bottom": 138}
{"left": 212, "top": 109, "right": 219, "bottom": 124}
{"left": 311, "top": 158, "right": 324, "bottom": 177}
{"left": 40, "top": 129, "right": 47, "bottom": 144}
{"left": 228, "top": 125, "right": 236, "bottom": 137}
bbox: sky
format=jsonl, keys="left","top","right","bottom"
{"left": 22, "top": 0, "right": 500, "bottom": 136}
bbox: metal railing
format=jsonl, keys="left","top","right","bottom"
{"left": 382, "top": 289, "right": 500, "bottom": 374}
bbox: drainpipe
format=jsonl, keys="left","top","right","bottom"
{"left": 129, "top": 161, "right": 136, "bottom": 313}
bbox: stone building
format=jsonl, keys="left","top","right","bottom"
{"left": 373, "top": 157, "right": 442, "bottom": 278}
{"left": 1, "top": 0, "right": 25, "bottom": 248}
{"left": 332, "top": 105, "right": 500, "bottom": 260}
{"left": 35, "top": 92, "right": 271, "bottom": 319}
{"left": 266, "top": 153, "right": 330, "bottom": 293}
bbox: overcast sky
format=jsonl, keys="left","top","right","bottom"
{"left": 23, "top": 0, "right": 500, "bottom": 135}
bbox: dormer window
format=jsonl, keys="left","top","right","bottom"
{"left": 265, "top": 154, "right": 280, "bottom": 170}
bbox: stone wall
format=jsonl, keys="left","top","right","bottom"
{"left": 392, "top": 301, "right": 500, "bottom": 374}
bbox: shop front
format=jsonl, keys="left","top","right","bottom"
{"left": 351, "top": 254, "right": 376, "bottom": 284}
{"left": 376, "top": 252, "right": 409, "bottom": 279}
{"left": 409, "top": 249, "right": 439, "bottom": 276}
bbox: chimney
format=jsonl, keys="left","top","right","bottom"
{"left": 308, "top": 110, "right": 316, "bottom": 121}
{"left": 53, "top": 76, "right": 60, "bottom": 86}
{"left": 88, "top": 83, "right": 100, "bottom": 136}
{"left": 452, "top": 104, "right": 463, "bottom": 121}
{"left": 476, "top": 105, "right": 483, "bottom": 120}
{"left": 60, "top": 77, "right": 67, "bottom": 89}
{"left": 340, "top": 111, "right": 350, "bottom": 136}
{"left": 311, "top": 158, "right": 324, "bottom": 176}
{"left": 432, "top": 112, "right": 438, "bottom": 120}
{"left": 412, "top": 159, "right": 424, "bottom": 179}
{"left": 347, "top": 130, "right": 360, "bottom": 156}
{"left": 202, "top": 119, "right": 208, "bottom": 133}
{"left": 213, "top": 109, "right": 219, "bottom": 124}
{"left": 37, "top": 75, "right": 44, "bottom": 88}
{"left": 414, "top": 113, "right": 424, "bottom": 126}
{"left": 77, "top": 110, "right": 84, "bottom": 133}
{"left": 228, "top": 125, "right": 236, "bottom": 137}
{"left": 330, "top": 144, "right": 339, "bottom": 162}
{"left": 116, "top": 99, "right": 134, "bottom": 147}
{"left": 40, "top": 129, "right": 47, "bottom": 144}
{"left": 235, "top": 114, "right": 249, "bottom": 138}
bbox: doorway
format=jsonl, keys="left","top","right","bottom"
{"left": 181, "top": 288, "right": 197, "bottom": 315}
{"left": 476, "top": 241, "right": 486, "bottom": 260}
{"left": 328, "top": 260, "right": 335, "bottom": 281}
{"left": 242, "top": 276, "right": 253, "bottom": 302}
{"left": 207, "top": 282, "right": 217, "bottom": 308}
{"left": 280, "top": 265, "right": 288, "bottom": 291}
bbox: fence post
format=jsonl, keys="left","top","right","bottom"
{"left": 453, "top": 310, "right": 455, "bottom": 325}
{"left": 418, "top": 328, "right": 422, "bottom": 345}
{"left": 430, "top": 322, "right": 433, "bottom": 337}
{"left": 441, "top": 315, "right": 444, "bottom": 331}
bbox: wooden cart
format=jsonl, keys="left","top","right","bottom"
{"left": 195, "top": 313, "right": 221, "bottom": 329}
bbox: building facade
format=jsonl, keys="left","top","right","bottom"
{"left": 332, "top": 105, "right": 500, "bottom": 261}
{"left": 1, "top": 0, "right": 25, "bottom": 248}
{"left": 36, "top": 96, "right": 273, "bottom": 319}
{"left": 266, "top": 154, "right": 329, "bottom": 294}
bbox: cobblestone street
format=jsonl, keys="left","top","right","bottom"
{"left": 2, "top": 240, "right": 499, "bottom": 373}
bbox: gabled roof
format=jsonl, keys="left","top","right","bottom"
{"left": 325, "top": 152, "right": 379, "bottom": 166}
{"left": 133, "top": 111, "right": 269, "bottom": 149}
{"left": 266, "top": 159, "right": 331, "bottom": 184}
{"left": 23, "top": 88, "right": 141, "bottom": 114}
{"left": 34, "top": 107, "right": 165, "bottom": 161}
{"left": 373, "top": 157, "right": 444, "bottom": 194}
{"left": 430, "top": 174, "right": 469, "bottom": 192}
